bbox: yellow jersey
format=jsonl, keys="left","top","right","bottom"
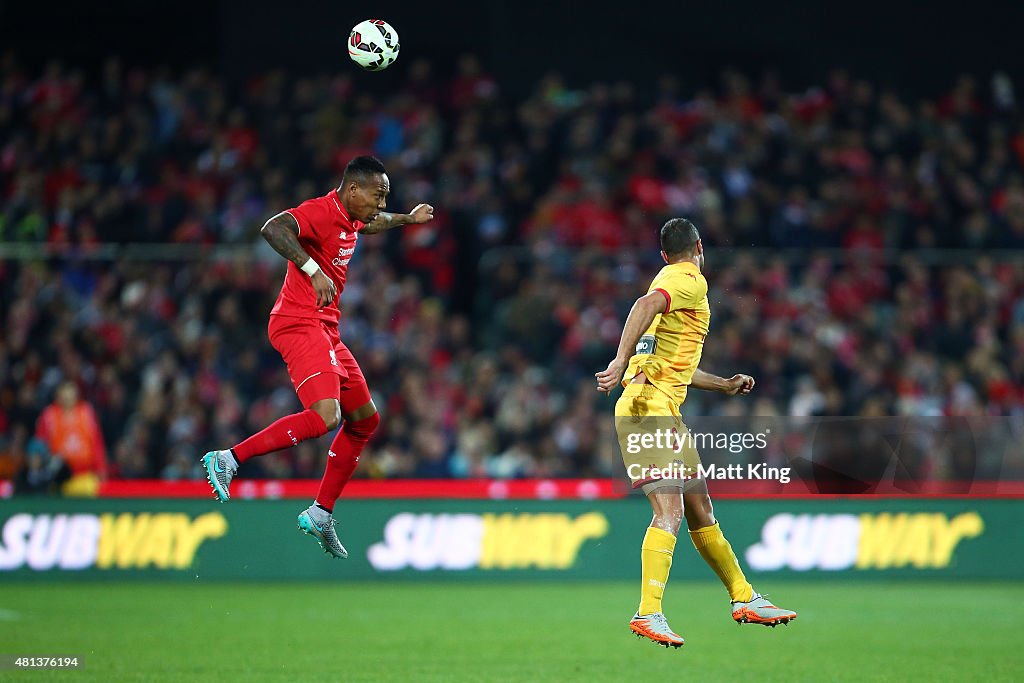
{"left": 622, "top": 260, "right": 710, "bottom": 406}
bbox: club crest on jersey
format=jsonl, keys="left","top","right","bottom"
{"left": 340, "top": 231, "right": 347, "bottom": 239}
{"left": 329, "top": 349, "right": 339, "bottom": 366}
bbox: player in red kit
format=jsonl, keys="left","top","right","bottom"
{"left": 202, "top": 155, "right": 434, "bottom": 558}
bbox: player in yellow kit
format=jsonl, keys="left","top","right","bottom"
{"left": 595, "top": 218, "right": 796, "bottom": 648}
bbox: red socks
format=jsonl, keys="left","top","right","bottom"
{"left": 230, "top": 408, "right": 379, "bottom": 511}
{"left": 315, "top": 412, "right": 380, "bottom": 511}
{"left": 232, "top": 409, "right": 328, "bottom": 463}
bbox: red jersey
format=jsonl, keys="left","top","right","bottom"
{"left": 271, "top": 189, "right": 365, "bottom": 325}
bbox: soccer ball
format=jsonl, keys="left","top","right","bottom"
{"left": 348, "top": 19, "right": 400, "bottom": 71}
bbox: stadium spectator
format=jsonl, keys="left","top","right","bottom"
{"left": 34, "top": 382, "right": 107, "bottom": 493}
{"left": 1, "top": 54, "right": 1023, "bottom": 484}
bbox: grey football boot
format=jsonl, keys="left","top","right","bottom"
{"left": 731, "top": 592, "right": 797, "bottom": 627}
{"left": 202, "top": 450, "right": 237, "bottom": 502}
{"left": 297, "top": 505, "right": 349, "bottom": 559}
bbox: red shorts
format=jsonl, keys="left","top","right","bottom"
{"left": 268, "top": 315, "right": 371, "bottom": 411}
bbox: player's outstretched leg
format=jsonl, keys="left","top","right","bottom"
{"left": 296, "top": 411, "right": 378, "bottom": 559}
{"left": 201, "top": 450, "right": 238, "bottom": 502}
{"left": 731, "top": 593, "right": 797, "bottom": 627}
{"left": 202, "top": 406, "right": 332, "bottom": 503}
{"left": 630, "top": 489, "right": 685, "bottom": 648}
{"left": 233, "top": 408, "right": 331, "bottom": 463}
{"left": 297, "top": 504, "right": 348, "bottom": 559}
{"left": 684, "top": 493, "right": 797, "bottom": 627}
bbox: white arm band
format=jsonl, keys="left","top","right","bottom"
{"left": 300, "top": 258, "right": 321, "bottom": 277}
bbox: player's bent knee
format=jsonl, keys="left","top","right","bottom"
{"left": 683, "top": 493, "right": 716, "bottom": 530}
{"left": 312, "top": 399, "right": 342, "bottom": 431}
{"left": 685, "top": 512, "right": 714, "bottom": 531}
{"left": 345, "top": 399, "right": 377, "bottom": 422}
{"left": 649, "top": 493, "right": 684, "bottom": 536}
{"left": 324, "top": 408, "right": 342, "bottom": 431}
{"left": 344, "top": 410, "right": 380, "bottom": 439}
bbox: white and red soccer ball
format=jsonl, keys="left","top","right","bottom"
{"left": 348, "top": 19, "right": 400, "bottom": 71}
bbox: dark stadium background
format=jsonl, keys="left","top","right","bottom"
{"left": 4, "top": 0, "right": 1024, "bottom": 93}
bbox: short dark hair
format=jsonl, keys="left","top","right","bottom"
{"left": 343, "top": 155, "right": 387, "bottom": 186}
{"left": 660, "top": 218, "right": 700, "bottom": 257}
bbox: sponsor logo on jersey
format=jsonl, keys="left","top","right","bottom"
{"left": 635, "top": 334, "right": 657, "bottom": 355}
{"left": 332, "top": 244, "right": 355, "bottom": 268}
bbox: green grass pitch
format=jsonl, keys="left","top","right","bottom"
{"left": 1, "top": 580, "right": 1020, "bottom": 682}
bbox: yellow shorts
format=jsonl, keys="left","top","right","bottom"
{"left": 614, "top": 384, "right": 703, "bottom": 494}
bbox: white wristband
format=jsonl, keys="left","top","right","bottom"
{"left": 300, "top": 257, "right": 321, "bottom": 277}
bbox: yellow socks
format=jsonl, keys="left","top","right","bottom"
{"left": 689, "top": 522, "right": 754, "bottom": 603}
{"left": 639, "top": 522, "right": 754, "bottom": 614}
{"left": 639, "top": 526, "right": 676, "bottom": 615}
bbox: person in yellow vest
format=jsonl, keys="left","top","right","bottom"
{"left": 35, "top": 382, "right": 107, "bottom": 496}
{"left": 596, "top": 218, "right": 796, "bottom": 648}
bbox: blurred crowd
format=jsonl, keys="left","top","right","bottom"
{"left": 1, "top": 52, "right": 1023, "bottom": 485}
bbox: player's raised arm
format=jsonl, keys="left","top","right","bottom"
{"left": 690, "top": 368, "right": 755, "bottom": 396}
{"left": 359, "top": 203, "right": 434, "bottom": 234}
{"left": 260, "top": 211, "right": 337, "bottom": 307}
{"left": 595, "top": 291, "right": 667, "bottom": 394}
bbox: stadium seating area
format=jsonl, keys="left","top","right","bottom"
{"left": 1, "top": 54, "right": 1022, "bottom": 481}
